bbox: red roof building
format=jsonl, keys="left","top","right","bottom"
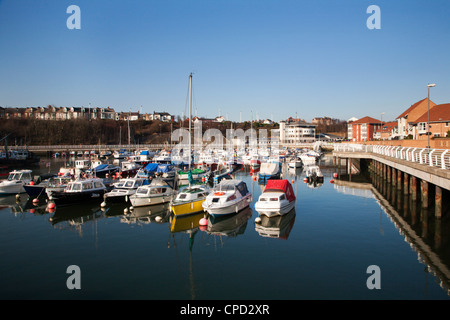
{"left": 348, "top": 116, "right": 382, "bottom": 142}
{"left": 411, "top": 103, "right": 450, "bottom": 139}
{"left": 395, "top": 98, "right": 436, "bottom": 139}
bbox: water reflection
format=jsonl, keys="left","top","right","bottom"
{"left": 121, "top": 203, "right": 171, "bottom": 225}
{"left": 48, "top": 203, "right": 104, "bottom": 236}
{"left": 255, "top": 208, "right": 296, "bottom": 239}
{"left": 335, "top": 171, "right": 450, "bottom": 297}
{"left": 204, "top": 207, "right": 252, "bottom": 238}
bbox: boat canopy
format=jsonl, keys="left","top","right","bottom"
{"left": 259, "top": 163, "right": 279, "bottom": 175}
{"left": 144, "top": 163, "right": 159, "bottom": 172}
{"left": 215, "top": 179, "right": 249, "bottom": 196}
{"left": 263, "top": 179, "right": 296, "bottom": 202}
{"left": 157, "top": 164, "right": 173, "bottom": 173}
{"left": 93, "top": 164, "right": 108, "bottom": 171}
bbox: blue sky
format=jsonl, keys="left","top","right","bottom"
{"left": 0, "top": 0, "right": 449, "bottom": 123}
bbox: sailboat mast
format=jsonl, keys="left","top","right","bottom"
{"left": 188, "top": 73, "right": 192, "bottom": 172}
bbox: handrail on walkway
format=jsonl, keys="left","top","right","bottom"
{"left": 333, "top": 144, "right": 450, "bottom": 170}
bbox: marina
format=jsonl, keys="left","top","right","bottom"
{"left": 0, "top": 152, "right": 449, "bottom": 300}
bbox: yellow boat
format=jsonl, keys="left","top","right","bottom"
{"left": 170, "top": 185, "right": 210, "bottom": 216}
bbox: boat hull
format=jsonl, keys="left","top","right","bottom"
{"left": 0, "top": 181, "right": 26, "bottom": 194}
{"left": 255, "top": 200, "right": 296, "bottom": 217}
{"left": 129, "top": 195, "right": 172, "bottom": 207}
{"left": 50, "top": 190, "right": 106, "bottom": 206}
{"left": 171, "top": 199, "right": 205, "bottom": 216}
{"left": 23, "top": 185, "right": 46, "bottom": 198}
{"left": 203, "top": 194, "right": 252, "bottom": 217}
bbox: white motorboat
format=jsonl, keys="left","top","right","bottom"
{"left": 0, "top": 169, "right": 33, "bottom": 194}
{"left": 153, "top": 150, "right": 172, "bottom": 163}
{"left": 118, "top": 160, "right": 142, "bottom": 178}
{"left": 104, "top": 177, "right": 149, "bottom": 203}
{"left": 305, "top": 165, "right": 324, "bottom": 182}
{"left": 129, "top": 150, "right": 157, "bottom": 164}
{"left": 202, "top": 179, "right": 252, "bottom": 217}
{"left": 299, "top": 153, "right": 317, "bottom": 165}
{"left": 288, "top": 157, "right": 302, "bottom": 168}
{"left": 255, "top": 179, "right": 296, "bottom": 217}
{"left": 129, "top": 178, "right": 174, "bottom": 207}
{"left": 113, "top": 149, "right": 133, "bottom": 159}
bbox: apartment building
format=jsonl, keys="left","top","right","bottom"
{"left": 348, "top": 116, "right": 382, "bottom": 142}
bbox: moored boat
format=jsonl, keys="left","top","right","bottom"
{"left": 48, "top": 178, "right": 108, "bottom": 206}
{"left": 104, "top": 177, "right": 149, "bottom": 204}
{"left": 129, "top": 178, "right": 174, "bottom": 207}
{"left": 0, "top": 169, "right": 33, "bottom": 195}
{"left": 305, "top": 165, "right": 324, "bottom": 182}
{"left": 170, "top": 184, "right": 210, "bottom": 216}
{"left": 258, "top": 162, "right": 281, "bottom": 182}
{"left": 202, "top": 179, "right": 252, "bottom": 217}
{"left": 255, "top": 179, "right": 296, "bottom": 217}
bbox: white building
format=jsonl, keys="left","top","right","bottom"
{"left": 279, "top": 121, "right": 316, "bottom": 144}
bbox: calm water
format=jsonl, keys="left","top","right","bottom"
{"left": 1, "top": 156, "right": 449, "bottom": 300}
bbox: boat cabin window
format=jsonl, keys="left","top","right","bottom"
{"left": 72, "top": 183, "right": 82, "bottom": 191}
{"left": 82, "top": 182, "right": 93, "bottom": 190}
{"left": 116, "top": 181, "right": 125, "bottom": 187}
{"left": 178, "top": 194, "right": 187, "bottom": 199}
{"left": 136, "top": 188, "right": 148, "bottom": 195}
{"left": 227, "top": 194, "right": 236, "bottom": 201}
{"left": 135, "top": 180, "right": 143, "bottom": 187}
{"left": 279, "top": 194, "right": 286, "bottom": 200}
{"left": 212, "top": 198, "right": 220, "bottom": 203}
{"left": 269, "top": 197, "right": 278, "bottom": 201}
{"left": 150, "top": 187, "right": 167, "bottom": 195}
{"left": 259, "top": 198, "right": 267, "bottom": 202}
{"left": 94, "top": 181, "right": 104, "bottom": 188}
{"left": 124, "top": 181, "right": 134, "bottom": 188}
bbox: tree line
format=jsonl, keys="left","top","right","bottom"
{"left": 1, "top": 118, "right": 346, "bottom": 147}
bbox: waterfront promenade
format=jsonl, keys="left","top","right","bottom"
{"left": 333, "top": 144, "right": 450, "bottom": 219}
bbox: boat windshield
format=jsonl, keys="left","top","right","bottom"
{"left": 7, "top": 173, "right": 20, "bottom": 181}
{"left": 215, "top": 184, "right": 235, "bottom": 192}
{"left": 124, "top": 180, "right": 134, "bottom": 188}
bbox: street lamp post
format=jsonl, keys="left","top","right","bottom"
{"left": 380, "top": 112, "right": 385, "bottom": 141}
{"left": 427, "top": 83, "right": 436, "bottom": 149}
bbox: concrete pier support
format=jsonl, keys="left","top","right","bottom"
{"left": 397, "top": 170, "right": 402, "bottom": 190}
{"left": 403, "top": 173, "right": 409, "bottom": 195}
{"left": 421, "top": 180, "right": 429, "bottom": 208}
{"left": 392, "top": 168, "right": 397, "bottom": 188}
{"left": 435, "top": 186, "right": 442, "bottom": 219}
{"left": 410, "top": 176, "right": 417, "bottom": 201}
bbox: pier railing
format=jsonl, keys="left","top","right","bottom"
{"left": 333, "top": 144, "right": 450, "bottom": 170}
